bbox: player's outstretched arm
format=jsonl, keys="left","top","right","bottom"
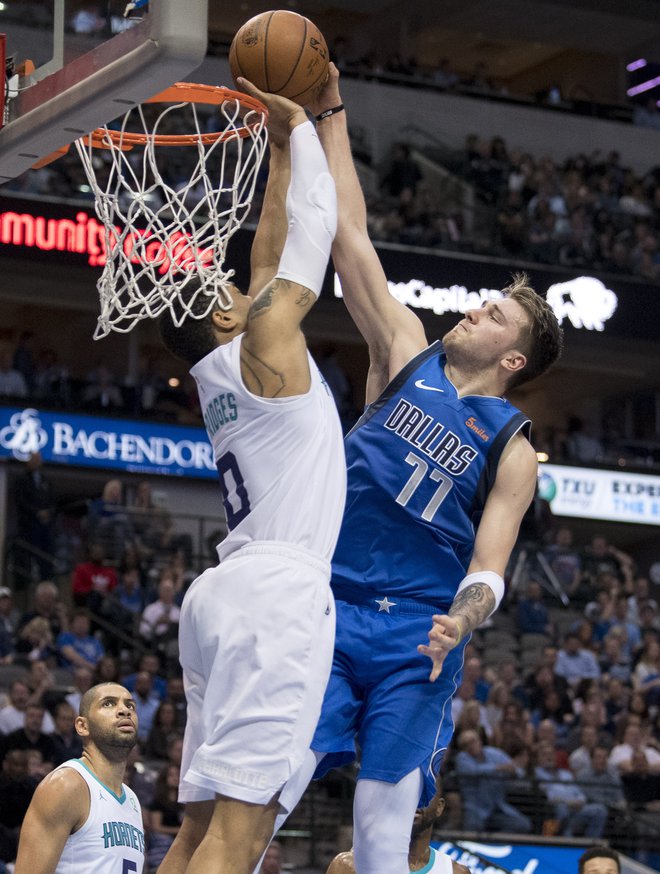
{"left": 419, "top": 433, "right": 537, "bottom": 681}
{"left": 14, "top": 767, "right": 88, "bottom": 874}
{"left": 236, "top": 79, "right": 337, "bottom": 398}
{"left": 247, "top": 121, "right": 291, "bottom": 298}
{"left": 308, "top": 64, "right": 427, "bottom": 400}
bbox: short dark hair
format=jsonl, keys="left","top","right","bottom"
{"left": 578, "top": 846, "right": 620, "bottom": 873}
{"left": 79, "top": 682, "right": 128, "bottom": 718}
{"left": 158, "top": 280, "right": 222, "bottom": 367}
{"left": 503, "top": 272, "right": 563, "bottom": 389}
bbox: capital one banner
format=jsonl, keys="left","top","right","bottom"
{"left": 0, "top": 406, "right": 216, "bottom": 479}
{"left": 538, "top": 463, "right": 660, "bottom": 526}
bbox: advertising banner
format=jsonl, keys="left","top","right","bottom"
{"left": 2, "top": 196, "right": 660, "bottom": 341}
{"left": 538, "top": 463, "right": 660, "bottom": 526}
{"left": 434, "top": 839, "right": 585, "bottom": 873}
{"left": 0, "top": 406, "right": 216, "bottom": 480}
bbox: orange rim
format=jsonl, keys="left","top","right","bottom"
{"left": 84, "top": 83, "right": 268, "bottom": 149}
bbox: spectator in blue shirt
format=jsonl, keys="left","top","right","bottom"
{"left": 534, "top": 741, "right": 607, "bottom": 837}
{"left": 122, "top": 652, "right": 168, "bottom": 701}
{"left": 575, "top": 746, "right": 626, "bottom": 819}
{"left": 517, "top": 580, "right": 553, "bottom": 636}
{"left": 55, "top": 610, "right": 104, "bottom": 671}
{"left": 610, "top": 594, "right": 642, "bottom": 659}
{"left": 132, "top": 670, "right": 161, "bottom": 744}
{"left": 455, "top": 729, "right": 532, "bottom": 834}
{"left": 554, "top": 631, "right": 601, "bottom": 688}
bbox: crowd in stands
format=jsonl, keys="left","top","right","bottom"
{"left": 0, "top": 332, "right": 360, "bottom": 437}
{"left": 3, "top": 55, "right": 660, "bottom": 288}
{"left": 435, "top": 526, "right": 660, "bottom": 866}
{"left": 1, "top": 451, "right": 659, "bottom": 869}
{"left": 367, "top": 138, "right": 660, "bottom": 283}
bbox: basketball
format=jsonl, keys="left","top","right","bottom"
{"left": 229, "top": 10, "right": 329, "bottom": 107}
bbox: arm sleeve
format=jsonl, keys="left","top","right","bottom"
{"left": 275, "top": 121, "right": 337, "bottom": 297}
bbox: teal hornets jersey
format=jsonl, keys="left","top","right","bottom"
{"left": 55, "top": 759, "right": 145, "bottom": 873}
{"left": 331, "top": 341, "right": 530, "bottom": 607}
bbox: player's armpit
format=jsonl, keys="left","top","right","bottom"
{"left": 14, "top": 768, "right": 88, "bottom": 874}
{"left": 241, "top": 286, "right": 312, "bottom": 398}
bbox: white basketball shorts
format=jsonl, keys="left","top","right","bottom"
{"left": 178, "top": 541, "right": 335, "bottom": 805}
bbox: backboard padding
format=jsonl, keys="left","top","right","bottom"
{"left": 0, "top": 0, "right": 208, "bottom": 183}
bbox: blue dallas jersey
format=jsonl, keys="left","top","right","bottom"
{"left": 331, "top": 341, "right": 530, "bottom": 607}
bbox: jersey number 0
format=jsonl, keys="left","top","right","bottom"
{"left": 217, "top": 451, "right": 251, "bottom": 529}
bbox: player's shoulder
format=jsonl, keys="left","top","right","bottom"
{"left": 498, "top": 429, "right": 538, "bottom": 472}
{"left": 453, "top": 863, "right": 470, "bottom": 874}
{"left": 31, "top": 763, "right": 88, "bottom": 816}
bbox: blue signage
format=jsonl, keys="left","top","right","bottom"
{"left": 434, "top": 839, "right": 586, "bottom": 874}
{"left": 0, "top": 406, "right": 216, "bottom": 480}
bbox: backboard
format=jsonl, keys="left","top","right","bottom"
{"left": 0, "top": 0, "right": 208, "bottom": 183}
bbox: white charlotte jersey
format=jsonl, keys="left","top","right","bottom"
{"left": 418, "top": 847, "right": 453, "bottom": 874}
{"left": 192, "top": 335, "right": 346, "bottom": 562}
{"left": 55, "top": 759, "right": 145, "bottom": 873}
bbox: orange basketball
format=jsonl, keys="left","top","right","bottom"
{"left": 229, "top": 10, "right": 329, "bottom": 107}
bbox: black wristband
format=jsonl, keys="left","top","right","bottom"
{"left": 315, "top": 104, "right": 345, "bottom": 122}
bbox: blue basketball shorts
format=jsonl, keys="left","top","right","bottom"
{"left": 311, "top": 596, "right": 466, "bottom": 803}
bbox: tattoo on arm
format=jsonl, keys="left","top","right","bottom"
{"left": 249, "top": 279, "right": 314, "bottom": 322}
{"left": 249, "top": 279, "right": 290, "bottom": 320}
{"left": 249, "top": 286, "right": 276, "bottom": 319}
{"left": 295, "top": 288, "right": 313, "bottom": 308}
{"left": 448, "top": 583, "right": 496, "bottom": 634}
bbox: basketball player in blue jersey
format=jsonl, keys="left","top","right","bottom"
{"left": 156, "top": 82, "right": 345, "bottom": 874}
{"left": 14, "top": 682, "right": 144, "bottom": 874}
{"left": 326, "top": 775, "right": 470, "bottom": 874}
{"left": 258, "top": 64, "right": 563, "bottom": 874}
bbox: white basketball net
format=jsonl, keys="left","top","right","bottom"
{"left": 75, "top": 88, "right": 268, "bottom": 339}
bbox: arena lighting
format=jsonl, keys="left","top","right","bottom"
{"left": 627, "top": 58, "right": 647, "bottom": 72}
{"left": 627, "top": 75, "right": 660, "bottom": 97}
{"left": 536, "top": 452, "right": 549, "bottom": 462}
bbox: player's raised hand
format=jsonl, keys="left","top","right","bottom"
{"left": 306, "top": 62, "right": 341, "bottom": 118}
{"left": 418, "top": 614, "right": 464, "bottom": 682}
{"left": 236, "top": 77, "right": 307, "bottom": 145}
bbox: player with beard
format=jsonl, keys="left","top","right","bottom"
{"left": 14, "top": 682, "right": 145, "bottom": 874}
{"left": 325, "top": 775, "right": 469, "bottom": 874}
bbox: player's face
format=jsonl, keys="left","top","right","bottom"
{"left": 81, "top": 684, "right": 138, "bottom": 753}
{"left": 443, "top": 298, "right": 529, "bottom": 368}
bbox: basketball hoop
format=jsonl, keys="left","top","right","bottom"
{"left": 74, "top": 82, "right": 268, "bottom": 339}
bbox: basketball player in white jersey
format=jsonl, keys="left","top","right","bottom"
{"left": 14, "top": 682, "right": 144, "bottom": 874}
{"left": 326, "top": 776, "right": 469, "bottom": 874}
{"left": 156, "top": 81, "right": 345, "bottom": 874}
